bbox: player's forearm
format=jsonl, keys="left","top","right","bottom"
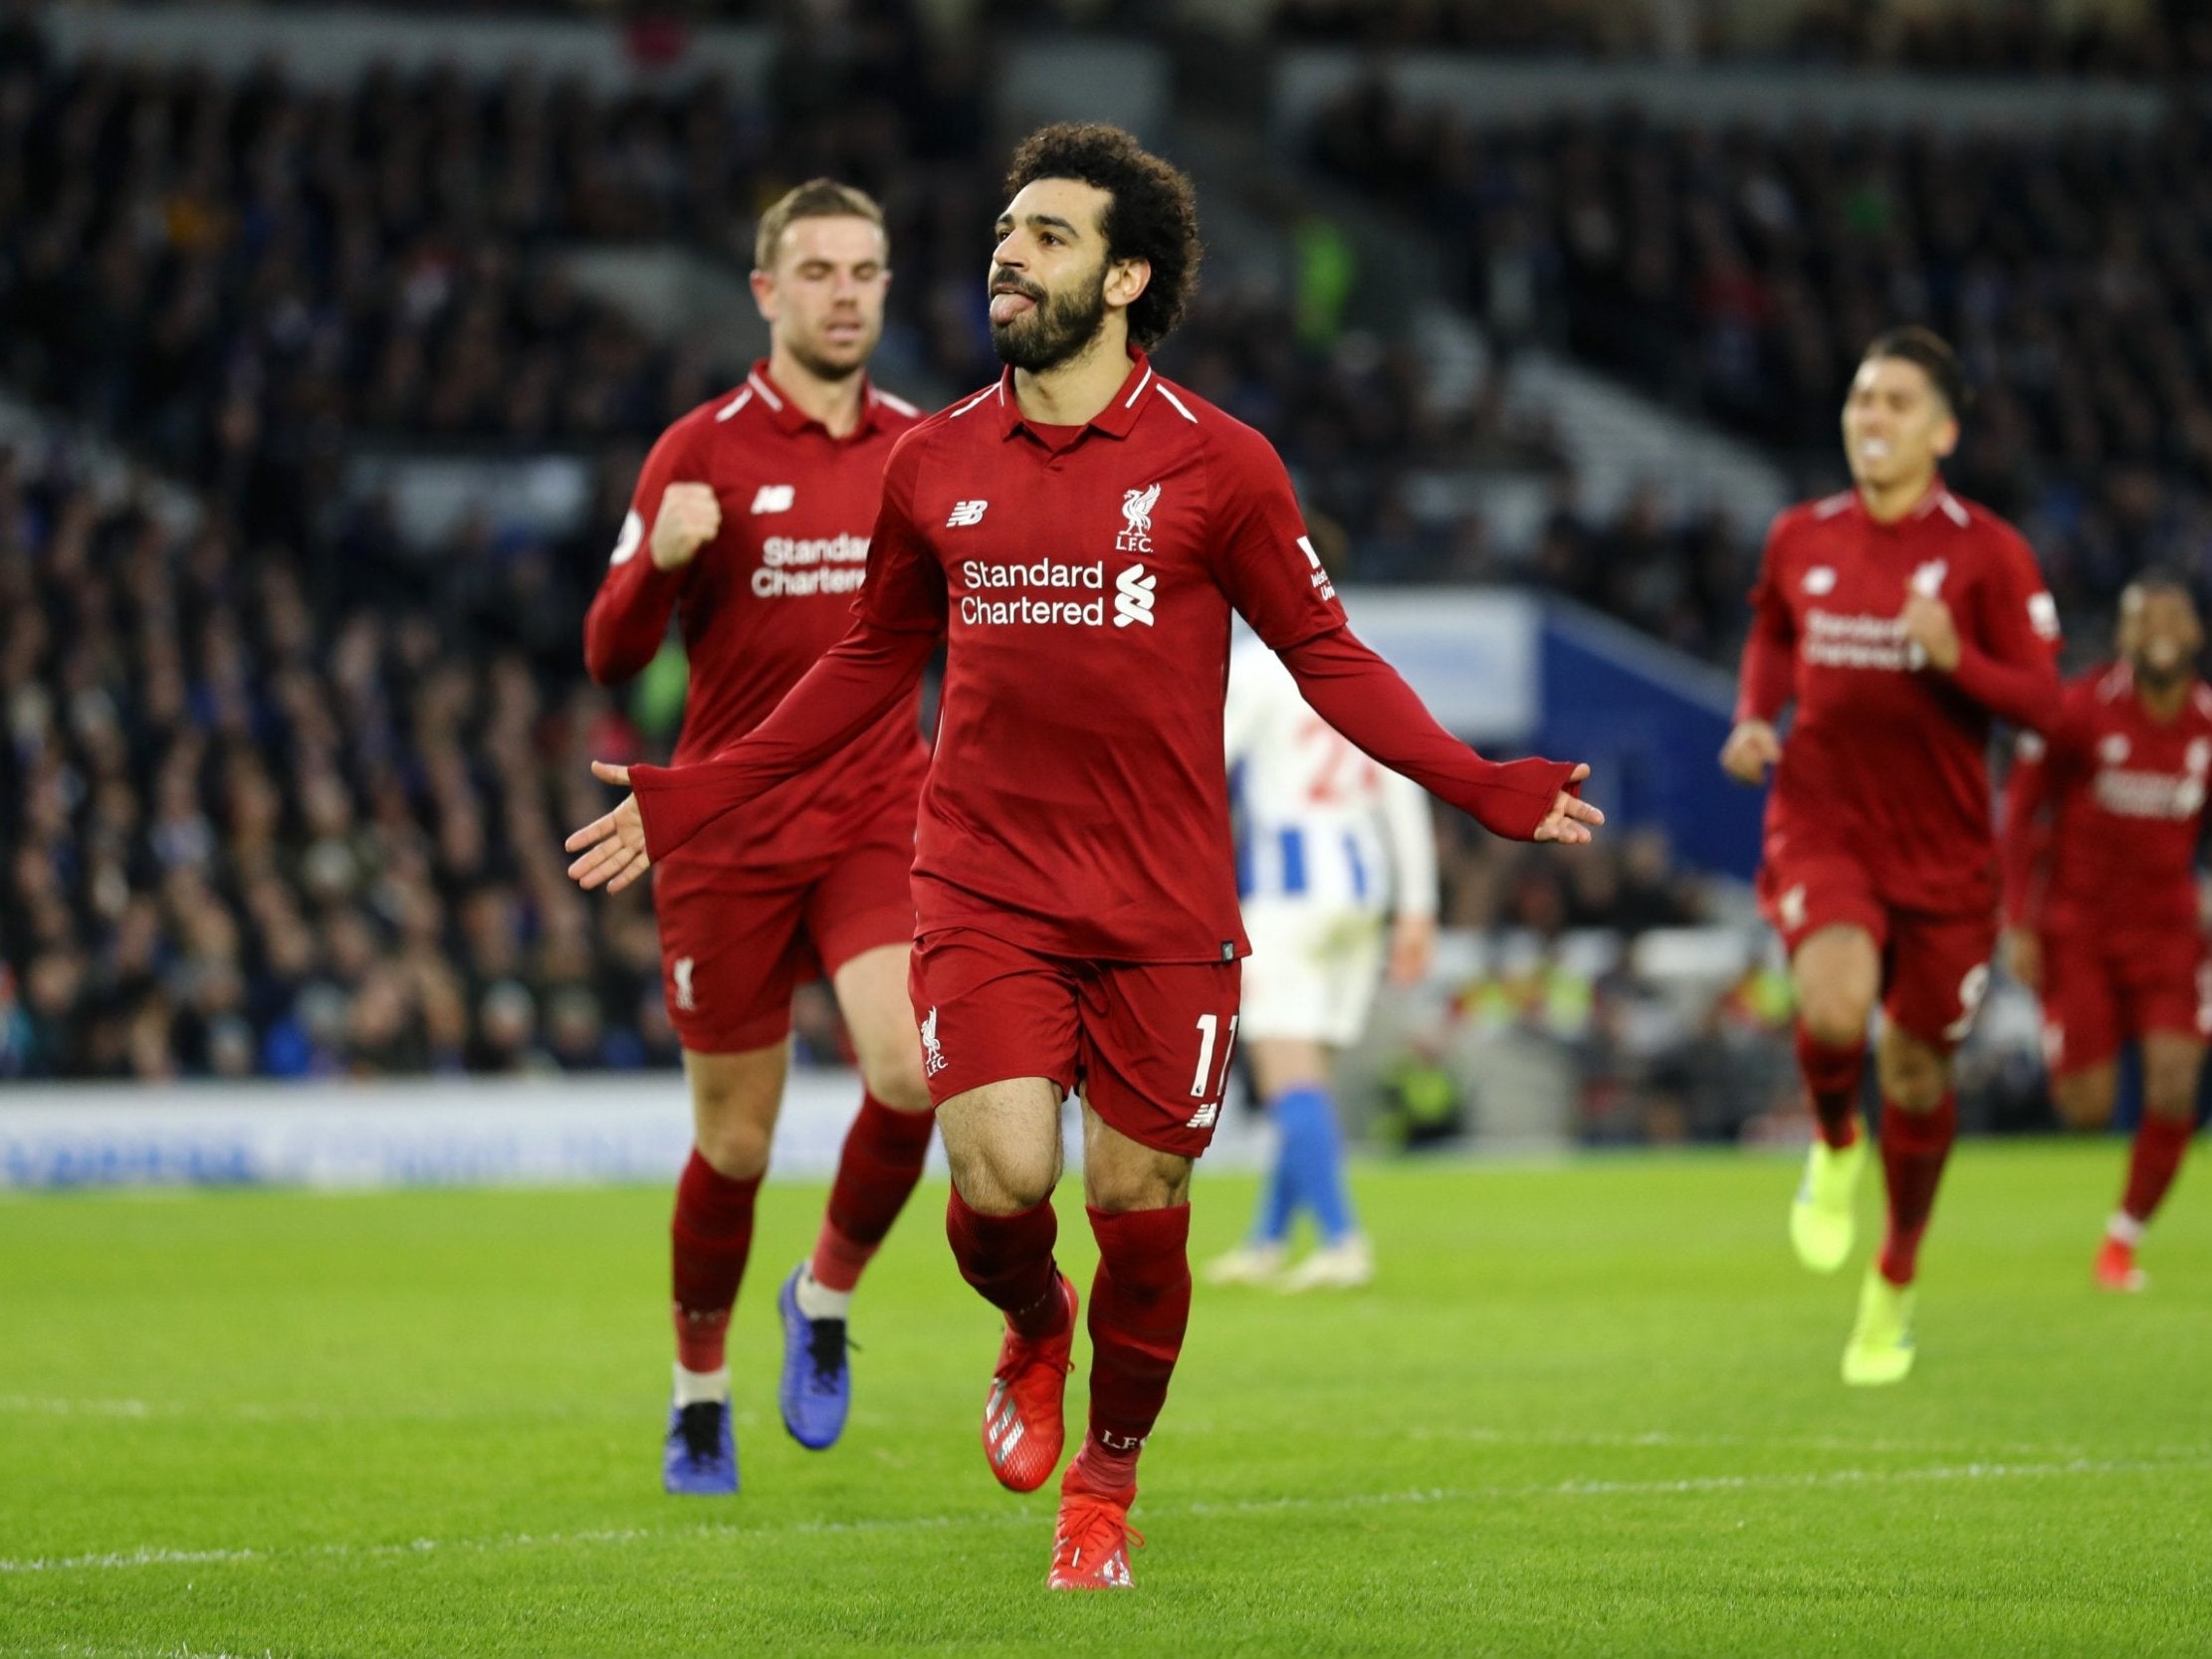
{"left": 1733, "top": 621, "right": 1794, "bottom": 725}
{"left": 628, "top": 621, "right": 934, "bottom": 861}
{"left": 1996, "top": 778, "right": 2053, "bottom": 928}
{"left": 1279, "top": 627, "right": 1579, "bottom": 842}
{"left": 1946, "top": 643, "right": 2061, "bottom": 732}
{"left": 582, "top": 564, "right": 683, "bottom": 686}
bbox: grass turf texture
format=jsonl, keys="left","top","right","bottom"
{"left": 3, "top": 1142, "right": 2209, "bottom": 1658}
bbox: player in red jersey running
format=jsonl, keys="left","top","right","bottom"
{"left": 2000, "top": 574, "right": 2211, "bottom": 1293}
{"left": 582, "top": 181, "right": 935, "bottom": 1493}
{"left": 1722, "top": 326, "right": 2062, "bottom": 1385}
{"left": 565, "top": 124, "right": 1602, "bottom": 1587}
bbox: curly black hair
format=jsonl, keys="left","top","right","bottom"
{"left": 1003, "top": 122, "right": 1203, "bottom": 351}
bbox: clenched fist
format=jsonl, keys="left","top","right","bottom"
{"left": 651, "top": 483, "right": 721, "bottom": 570}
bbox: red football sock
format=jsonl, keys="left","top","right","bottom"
{"left": 2120, "top": 1114, "right": 2194, "bottom": 1227}
{"left": 810, "top": 1095, "right": 935, "bottom": 1293}
{"left": 670, "top": 1149, "right": 761, "bottom": 1371}
{"left": 1070, "top": 1203, "right": 1192, "bottom": 1495}
{"left": 946, "top": 1186, "right": 1066, "bottom": 1339}
{"left": 1877, "top": 1093, "right": 1956, "bottom": 1287}
{"left": 1795, "top": 1025, "right": 1866, "bottom": 1149}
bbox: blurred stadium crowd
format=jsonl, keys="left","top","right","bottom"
{"left": 0, "top": 1, "right": 2197, "bottom": 1142}
{"left": 1310, "top": 86, "right": 2212, "bottom": 633}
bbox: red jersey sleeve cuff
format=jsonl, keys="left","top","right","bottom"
{"left": 1461, "top": 756, "right": 1582, "bottom": 842}
{"left": 627, "top": 763, "right": 689, "bottom": 865}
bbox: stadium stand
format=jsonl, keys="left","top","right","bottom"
{"left": 1307, "top": 84, "right": 2212, "bottom": 641}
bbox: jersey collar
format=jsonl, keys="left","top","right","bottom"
{"left": 996, "top": 349, "right": 1156, "bottom": 443}
{"left": 747, "top": 360, "right": 887, "bottom": 439}
{"left": 1856, "top": 474, "right": 1967, "bottom": 532}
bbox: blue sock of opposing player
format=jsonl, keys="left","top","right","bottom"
{"left": 1272, "top": 1086, "right": 1356, "bottom": 1245}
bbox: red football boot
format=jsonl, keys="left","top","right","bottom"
{"left": 981, "top": 1271, "right": 1077, "bottom": 1492}
{"left": 2096, "top": 1235, "right": 2146, "bottom": 1293}
{"left": 1047, "top": 1474, "right": 1141, "bottom": 1590}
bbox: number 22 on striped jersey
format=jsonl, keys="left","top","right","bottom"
{"left": 1190, "top": 1012, "right": 1240, "bottom": 1100}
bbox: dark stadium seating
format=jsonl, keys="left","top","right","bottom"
{"left": 1309, "top": 85, "right": 2212, "bottom": 630}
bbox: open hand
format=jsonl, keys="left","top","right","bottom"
{"left": 563, "top": 761, "right": 651, "bottom": 892}
{"left": 1533, "top": 763, "right": 1604, "bottom": 845}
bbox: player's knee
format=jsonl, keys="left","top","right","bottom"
{"left": 2051, "top": 1075, "right": 2114, "bottom": 1131}
{"left": 1798, "top": 987, "right": 1870, "bottom": 1051}
{"left": 688, "top": 1076, "right": 775, "bottom": 1178}
{"left": 692, "top": 1121, "right": 771, "bottom": 1180}
{"left": 858, "top": 1044, "right": 933, "bottom": 1115}
{"left": 2143, "top": 1061, "right": 2200, "bottom": 1123}
{"left": 947, "top": 1142, "right": 1056, "bottom": 1215}
{"left": 1877, "top": 1034, "right": 1947, "bottom": 1112}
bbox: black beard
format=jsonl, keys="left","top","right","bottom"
{"left": 990, "top": 273, "right": 1109, "bottom": 373}
{"left": 2133, "top": 655, "right": 2192, "bottom": 694}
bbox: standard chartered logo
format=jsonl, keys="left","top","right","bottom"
{"left": 753, "top": 532, "right": 869, "bottom": 598}
{"left": 956, "top": 558, "right": 1161, "bottom": 629}
{"left": 1113, "top": 563, "right": 1156, "bottom": 627}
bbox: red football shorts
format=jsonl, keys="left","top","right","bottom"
{"left": 652, "top": 839, "right": 915, "bottom": 1054}
{"left": 1758, "top": 845, "right": 1997, "bottom": 1051}
{"left": 907, "top": 927, "right": 1242, "bottom": 1159}
{"left": 2037, "top": 927, "right": 2212, "bottom": 1078}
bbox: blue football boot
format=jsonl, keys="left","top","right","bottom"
{"left": 663, "top": 1394, "right": 738, "bottom": 1495}
{"left": 777, "top": 1266, "right": 852, "bottom": 1451}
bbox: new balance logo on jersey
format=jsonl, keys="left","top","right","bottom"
{"left": 1185, "top": 1099, "right": 1220, "bottom": 1131}
{"left": 750, "top": 485, "right": 795, "bottom": 515}
{"left": 947, "top": 500, "right": 989, "bottom": 527}
{"left": 1117, "top": 483, "right": 1160, "bottom": 553}
{"left": 672, "top": 957, "right": 696, "bottom": 1013}
{"left": 1114, "top": 564, "right": 1157, "bottom": 628}
{"left": 1299, "top": 535, "right": 1336, "bottom": 601}
{"left": 1803, "top": 566, "right": 1837, "bottom": 595}
{"left": 920, "top": 1006, "right": 947, "bottom": 1077}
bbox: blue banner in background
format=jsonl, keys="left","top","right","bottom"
{"left": 1537, "top": 602, "right": 1765, "bottom": 880}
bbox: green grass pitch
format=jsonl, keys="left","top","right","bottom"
{"left": 3, "top": 1141, "right": 2210, "bottom": 1657}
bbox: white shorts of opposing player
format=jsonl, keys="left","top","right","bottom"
{"left": 1238, "top": 899, "right": 1391, "bottom": 1048}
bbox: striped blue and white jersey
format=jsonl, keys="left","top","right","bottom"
{"left": 1225, "top": 637, "right": 1439, "bottom": 916}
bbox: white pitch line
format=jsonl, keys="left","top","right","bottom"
{"left": 5, "top": 1454, "right": 2206, "bottom": 1578}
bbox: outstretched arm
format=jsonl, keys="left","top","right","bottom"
{"left": 564, "top": 620, "right": 935, "bottom": 891}
{"left": 1279, "top": 628, "right": 1599, "bottom": 844}
{"left": 1204, "top": 428, "right": 1597, "bottom": 845}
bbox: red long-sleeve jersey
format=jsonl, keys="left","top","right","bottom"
{"left": 1736, "top": 483, "right": 2061, "bottom": 916}
{"left": 2000, "top": 664, "right": 2212, "bottom": 937}
{"left": 628, "top": 354, "right": 1579, "bottom": 963}
{"left": 582, "top": 363, "right": 927, "bottom": 866}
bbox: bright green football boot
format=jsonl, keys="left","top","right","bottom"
{"left": 1841, "top": 1266, "right": 1917, "bottom": 1386}
{"left": 1789, "top": 1135, "right": 1868, "bottom": 1274}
